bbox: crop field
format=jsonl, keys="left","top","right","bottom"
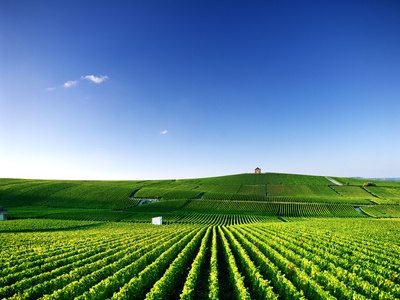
{"left": 1, "top": 219, "right": 400, "bottom": 299}
{"left": 2, "top": 172, "right": 400, "bottom": 220}
{"left": 3, "top": 173, "right": 400, "bottom": 212}
{"left": 331, "top": 177, "right": 400, "bottom": 188}
{"left": 266, "top": 185, "right": 351, "bottom": 203}
{"left": 328, "top": 186, "right": 375, "bottom": 202}
{"left": 0, "top": 179, "right": 137, "bottom": 209}
{"left": 360, "top": 205, "right": 400, "bottom": 218}
{"left": 364, "top": 186, "right": 400, "bottom": 203}
{"left": 193, "top": 173, "right": 332, "bottom": 185}
{"left": 1, "top": 173, "right": 400, "bottom": 299}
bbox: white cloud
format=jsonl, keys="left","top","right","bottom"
{"left": 64, "top": 80, "right": 78, "bottom": 88}
{"left": 50, "top": 74, "right": 107, "bottom": 90}
{"left": 160, "top": 130, "right": 168, "bottom": 135}
{"left": 81, "top": 75, "right": 108, "bottom": 84}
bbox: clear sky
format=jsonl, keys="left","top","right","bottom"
{"left": 1, "top": 0, "right": 399, "bottom": 180}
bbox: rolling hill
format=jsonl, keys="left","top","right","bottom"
{"left": 1, "top": 173, "right": 400, "bottom": 299}
{"left": 1, "top": 172, "right": 400, "bottom": 223}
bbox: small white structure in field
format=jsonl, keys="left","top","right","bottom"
{"left": 152, "top": 216, "right": 162, "bottom": 225}
{"left": 0, "top": 207, "right": 7, "bottom": 221}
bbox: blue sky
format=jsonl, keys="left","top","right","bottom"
{"left": 1, "top": 0, "right": 399, "bottom": 180}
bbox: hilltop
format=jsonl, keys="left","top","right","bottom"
{"left": 1, "top": 172, "right": 400, "bottom": 223}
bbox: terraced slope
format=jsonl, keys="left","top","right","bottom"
{"left": 0, "top": 179, "right": 137, "bottom": 209}
{"left": 1, "top": 173, "right": 400, "bottom": 221}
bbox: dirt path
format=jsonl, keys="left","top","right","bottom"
{"left": 325, "top": 177, "right": 342, "bottom": 185}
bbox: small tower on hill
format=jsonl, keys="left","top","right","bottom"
{"left": 254, "top": 167, "right": 261, "bottom": 174}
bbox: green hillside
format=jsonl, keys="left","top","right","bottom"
{"left": 0, "top": 179, "right": 137, "bottom": 209}
{"left": 2, "top": 174, "right": 400, "bottom": 299}
{"left": 1, "top": 172, "right": 400, "bottom": 222}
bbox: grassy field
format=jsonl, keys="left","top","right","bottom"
{"left": 1, "top": 172, "right": 400, "bottom": 298}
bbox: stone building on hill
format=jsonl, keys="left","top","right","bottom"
{"left": 254, "top": 167, "right": 261, "bottom": 174}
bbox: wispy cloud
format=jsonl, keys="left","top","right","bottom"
{"left": 49, "top": 75, "right": 108, "bottom": 90}
{"left": 160, "top": 130, "right": 168, "bottom": 135}
{"left": 81, "top": 75, "right": 108, "bottom": 84}
{"left": 63, "top": 80, "right": 78, "bottom": 88}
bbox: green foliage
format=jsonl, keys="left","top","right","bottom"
{"left": 0, "top": 179, "right": 137, "bottom": 209}
{"left": 331, "top": 177, "right": 400, "bottom": 187}
{"left": 145, "top": 228, "right": 207, "bottom": 299}
{"left": 2, "top": 173, "right": 400, "bottom": 222}
{"left": 328, "top": 185, "right": 376, "bottom": 203}
{"left": 363, "top": 186, "right": 400, "bottom": 204}
{"left": 194, "top": 172, "right": 331, "bottom": 185}
{"left": 360, "top": 205, "right": 400, "bottom": 218}
{"left": 218, "top": 226, "right": 252, "bottom": 299}
{"left": 222, "top": 226, "right": 278, "bottom": 299}
{"left": 180, "top": 227, "right": 211, "bottom": 299}
{"left": 0, "top": 219, "right": 99, "bottom": 232}
{"left": 1, "top": 219, "right": 400, "bottom": 299}
{"left": 2, "top": 173, "right": 400, "bottom": 299}
{"left": 208, "top": 227, "right": 219, "bottom": 300}
{"left": 268, "top": 185, "right": 337, "bottom": 199}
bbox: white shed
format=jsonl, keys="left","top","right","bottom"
{"left": 0, "top": 207, "right": 7, "bottom": 221}
{"left": 152, "top": 216, "right": 162, "bottom": 225}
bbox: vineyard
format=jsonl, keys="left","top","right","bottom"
{"left": 1, "top": 219, "right": 400, "bottom": 299}
{"left": 1, "top": 173, "right": 400, "bottom": 298}
{"left": 2, "top": 172, "right": 400, "bottom": 222}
